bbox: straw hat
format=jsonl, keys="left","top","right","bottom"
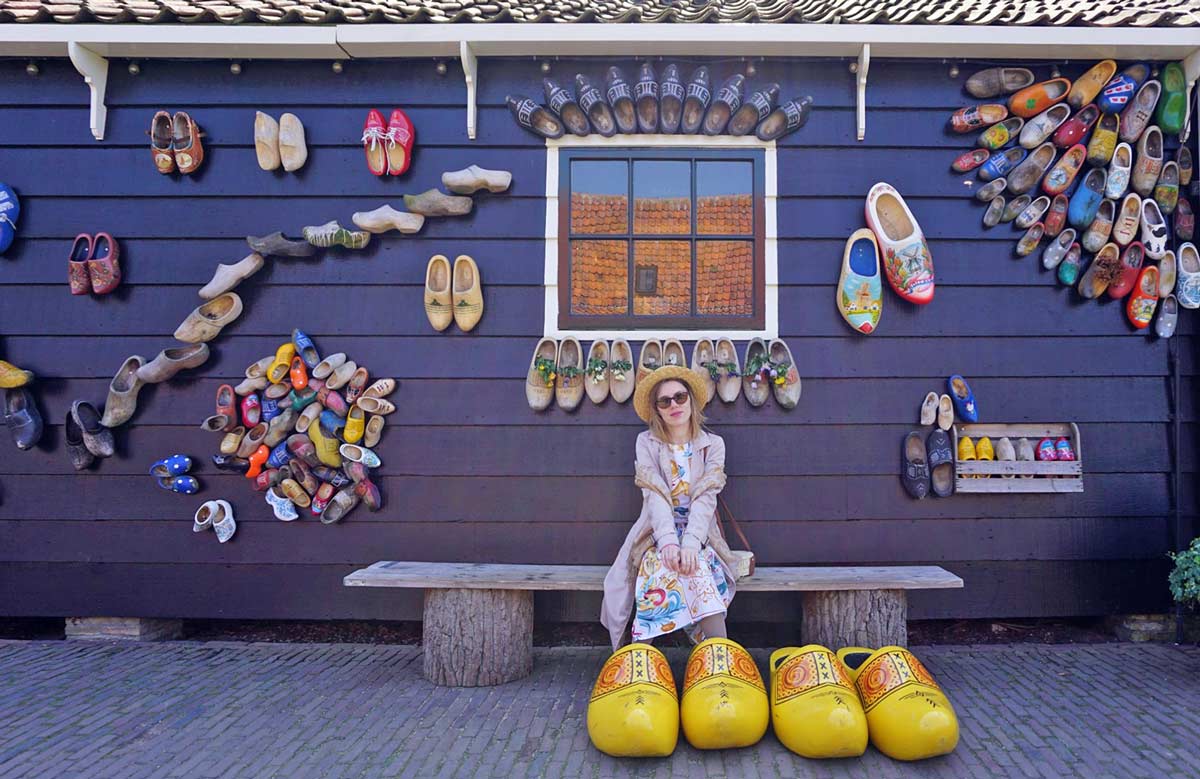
{"left": 632, "top": 366, "right": 711, "bottom": 423}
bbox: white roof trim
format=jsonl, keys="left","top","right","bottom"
{"left": 4, "top": 23, "right": 1200, "bottom": 60}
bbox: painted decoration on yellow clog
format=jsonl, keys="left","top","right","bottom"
{"left": 838, "top": 646, "right": 959, "bottom": 761}
{"left": 680, "top": 638, "right": 768, "bottom": 750}
{"left": 586, "top": 643, "right": 679, "bottom": 757}
{"left": 770, "top": 645, "right": 868, "bottom": 759}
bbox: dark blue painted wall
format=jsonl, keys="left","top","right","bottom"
{"left": 0, "top": 56, "right": 1193, "bottom": 623}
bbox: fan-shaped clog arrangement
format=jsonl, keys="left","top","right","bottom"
{"left": 951, "top": 60, "right": 1194, "bottom": 337}
{"left": 508, "top": 63, "right": 813, "bottom": 142}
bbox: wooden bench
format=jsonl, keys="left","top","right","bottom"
{"left": 344, "top": 562, "right": 963, "bottom": 687}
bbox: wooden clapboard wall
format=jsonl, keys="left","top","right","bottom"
{"left": 0, "top": 56, "right": 1193, "bottom": 624}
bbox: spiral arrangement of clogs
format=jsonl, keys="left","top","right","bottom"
{"left": 586, "top": 639, "right": 958, "bottom": 762}
{"left": 950, "top": 60, "right": 1195, "bottom": 338}
{"left": 204, "top": 330, "right": 393, "bottom": 526}
{"left": 507, "top": 63, "right": 813, "bottom": 142}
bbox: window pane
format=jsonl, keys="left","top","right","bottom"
{"left": 696, "top": 241, "right": 754, "bottom": 315}
{"left": 633, "top": 160, "right": 691, "bottom": 235}
{"left": 633, "top": 240, "right": 691, "bottom": 316}
{"left": 571, "top": 240, "right": 628, "bottom": 315}
{"left": 571, "top": 160, "right": 627, "bottom": 234}
{"left": 696, "top": 161, "right": 753, "bottom": 235}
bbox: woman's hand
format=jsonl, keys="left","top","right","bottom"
{"left": 660, "top": 544, "right": 681, "bottom": 572}
{"left": 679, "top": 548, "right": 699, "bottom": 576}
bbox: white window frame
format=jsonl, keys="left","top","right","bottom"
{"left": 543, "top": 134, "right": 779, "bottom": 341}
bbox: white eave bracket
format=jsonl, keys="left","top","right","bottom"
{"left": 856, "top": 44, "right": 871, "bottom": 142}
{"left": 460, "top": 40, "right": 478, "bottom": 140}
{"left": 1181, "top": 47, "right": 1200, "bottom": 143}
{"left": 68, "top": 41, "right": 108, "bottom": 141}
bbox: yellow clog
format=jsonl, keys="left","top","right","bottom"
{"left": 307, "top": 420, "right": 342, "bottom": 467}
{"left": 957, "top": 435, "right": 976, "bottom": 461}
{"left": 0, "top": 359, "right": 34, "bottom": 389}
{"left": 680, "top": 638, "right": 769, "bottom": 750}
{"left": 836, "top": 646, "right": 959, "bottom": 761}
{"left": 268, "top": 342, "right": 297, "bottom": 384}
{"left": 975, "top": 436, "right": 994, "bottom": 479}
{"left": 770, "top": 645, "right": 868, "bottom": 759}
{"left": 586, "top": 643, "right": 679, "bottom": 757}
{"left": 343, "top": 406, "right": 366, "bottom": 444}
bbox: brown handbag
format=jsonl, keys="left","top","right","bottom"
{"left": 717, "top": 494, "right": 755, "bottom": 579}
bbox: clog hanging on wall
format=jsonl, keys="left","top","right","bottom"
{"left": 865, "top": 183, "right": 935, "bottom": 304}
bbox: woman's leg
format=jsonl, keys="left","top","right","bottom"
{"left": 697, "top": 614, "right": 727, "bottom": 640}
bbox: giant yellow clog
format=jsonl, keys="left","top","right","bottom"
{"left": 586, "top": 643, "right": 679, "bottom": 757}
{"left": 680, "top": 638, "right": 768, "bottom": 750}
{"left": 836, "top": 646, "right": 959, "bottom": 761}
{"left": 770, "top": 645, "right": 868, "bottom": 759}
{"left": 0, "top": 359, "right": 33, "bottom": 389}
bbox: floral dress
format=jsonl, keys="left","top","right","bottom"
{"left": 631, "top": 442, "right": 734, "bottom": 643}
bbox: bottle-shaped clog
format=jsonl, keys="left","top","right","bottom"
{"left": 864, "top": 183, "right": 934, "bottom": 304}
{"left": 658, "top": 63, "right": 685, "bottom": 133}
{"left": 543, "top": 78, "right": 590, "bottom": 137}
{"left": 728, "top": 83, "right": 779, "bottom": 136}
{"left": 770, "top": 645, "right": 868, "bottom": 759}
{"left": 680, "top": 66, "right": 711, "bottom": 134}
{"left": 1068, "top": 59, "right": 1117, "bottom": 110}
{"left": 504, "top": 94, "right": 564, "bottom": 140}
{"left": 633, "top": 62, "right": 659, "bottom": 134}
{"left": 680, "top": 638, "right": 769, "bottom": 750}
{"left": 1097, "top": 63, "right": 1150, "bottom": 114}
{"left": 586, "top": 643, "right": 679, "bottom": 758}
{"left": 836, "top": 647, "right": 959, "bottom": 762}
{"left": 1007, "top": 77, "right": 1071, "bottom": 119}
{"left": 575, "top": 74, "right": 615, "bottom": 137}
{"left": 604, "top": 66, "right": 637, "bottom": 134}
{"left": 1126, "top": 265, "right": 1159, "bottom": 329}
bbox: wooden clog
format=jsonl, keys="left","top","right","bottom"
{"left": 1042, "top": 144, "right": 1087, "bottom": 196}
{"left": 1068, "top": 59, "right": 1116, "bottom": 109}
{"left": 1077, "top": 242, "right": 1121, "bottom": 299}
{"left": 865, "top": 183, "right": 934, "bottom": 304}
{"left": 605, "top": 66, "right": 638, "bottom": 135}
{"left": 769, "top": 646, "right": 867, "bottom": 758}
{"left": 543, "top": 78, "right": 590, "bottom": 137}
{"left": 451, "top": 255, "right": 483, "bottom": 332}
{"left": 837, "top": 228, "right": 883, "bottom": 334}
{"left": 1118, "top": 80, "right": 1160, "bottom": 143}
{"left": 978, "top": 116, "right": 1023, "bottom": 150}
{"left": 1126, "top": 265, "right": 1159, "bottom": 329}
{"left": 1155, "top": 62, "right": 1187, "bottom": 135}
{"left": 949, "top": 104, "right": 1007, "bottom": 133}
{"left": 1106, "top": 241, "right": 1145, "bottom": 300}
{"left": 964, "top": 67, "right": 1034, "bottom": 99}
{"left": 1007, "top": 78, "right": 1071, "bottom": 119}
{"left": 1098, "top": 63, "right": 1150, "bottom": 114}
{"left": 587, "top": 644, "right": 678, "bottom": 758}
{"left": 1087, "top": 112, "right": 1120, "bottom": 167}
{"left": 681, "top": 638, "right": 768, "bottom": 750}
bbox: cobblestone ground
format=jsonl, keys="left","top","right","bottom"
{"left": 0, "top": 640, "right": 1197, "bottom": 778}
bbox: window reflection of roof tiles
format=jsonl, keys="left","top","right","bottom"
{"left": 5, "top": 0, "right": 1197, "bottom": 25}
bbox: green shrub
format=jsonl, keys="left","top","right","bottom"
{"left": 1168, "top": 537, "right": 1200, "bottom": 607}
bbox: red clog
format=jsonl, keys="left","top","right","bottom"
{"left": 311, "top": 483, "right": 334, "bottom": 515}
{"left": 1043, "top": 194, "right": 1069, "bottom": 238}
{"left": 951, "top": 149, "right": 990, "bottom": 173}
{"left": 289, "top": 356, "right": 308, "bottom": 391}
{"left": 241, "top": 392, "right": 261, "bottom": 427}
{"left": 216, "top": 384, "right": 237, "bottom": 426}
{"left": 362, "top": 109, "right": 388, "bottom": 176}
{"left": 88, "top": 233, "right": 121, "bottom": 295}
{"left": 68, "top": 233, "right": 92, "bottom": 295}
{"left": 1052, "top": 105, "right": 1099, "bottom": 148}
{"left": 1054, "top": 437, "right": 1076, "bottom": 461}
{"left": 1126, "top": 265, "right": 1159, "bottom": 329}
{"left": 386, "top": 109, "right": 415, "bottom": 176}
{"left": 1035, "top": 438, "right": 1058, "bottom": 461}
{"left": 1107, "top": 241, "right": 1145, "bottom": 300}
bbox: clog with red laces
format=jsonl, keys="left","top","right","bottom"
{"left": 362, "top": 109, "right": 388, "bottom": 176}
{"left": 385, "top": 109, "right": 415, "bottom": 176}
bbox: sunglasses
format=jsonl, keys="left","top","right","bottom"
{"left": 655, "top": 391, "right": 691, "bottom": 409}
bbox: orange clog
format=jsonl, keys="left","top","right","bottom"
{"left": 1008, "top": 78, "right": 1071, "bottom": 118}
{"left": 289, "top": 356, "right": 308, "bottom": 390}
{"left": 1126, "top": 265, "right": 1159, "bottom": 329}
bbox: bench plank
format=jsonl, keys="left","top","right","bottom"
{"left": 343, "top": 562, "right": 963, "bottom": 591}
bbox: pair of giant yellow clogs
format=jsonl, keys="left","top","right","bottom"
{"left": 587, "top": 639, "right": 957, "bottom": 762}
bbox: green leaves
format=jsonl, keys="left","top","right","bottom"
{"left": 1168, "top": 537, "right": 1200, "bottom": 606}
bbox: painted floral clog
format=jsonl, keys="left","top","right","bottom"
{"left": 1140, "top": 199, "right": 1169, "bottom": 259}
{"left": 950, "top": 104, "right": 1007, "bottom": 134}
{"left": 1106, "top": 142, "right": 1132, "bottom": 199}
{"left": 1155, "top": 62, "right": 1188, "bottom": 135}
{"left": 1087, "top": 112, "right": 1120, "bottom": 167}
{"left": 1106, "top": 241, "right": 1145, "bottom": 300}
{"left": 1154, "top": 161, "right": 1179, "bottom": 215}
{"left": 865, "top": 183, "right": 934, "bottom": 304}
{"left": 979, "top": 147, "right": 1026, "bottom": 181}
{"left": 1077, "top": 242, "right": 1121, "bottom": 299}
{"left": 1035, "top": 438, "right": 1058, "bottom": 461}
{"left": 339, "top": 444, "right": 381, "bottom": 469}
{"left": 588, "top": 643, "right": 679, "bottom": 758}
{"left": 266, "top": 487, "right": 299, "bottom": 521}
{"left": 1052, "top": 105, "right": 1099, "bottom": 148}
{"left": 1097, "top": 63, "right": 1150, "bottom": 114}
{"left": 1015, "top": 222, "right": 1044, "bottom": 257}
{"left": 1080, "top": 200, "right": 1115, "bottom": 254}
{"left": 1042, "top": 144, "right": 1087, "bottom": 196}
{"left": 1067, "top": 168, "right": 1106, "bottom": 230}
{"left": 1055, "top": 437, "right": 1076, "bottom": 461}
{"left": 1126, "top": 265, "right": 1159, "bottom": 329}
{"left": 951, "top": 148, "right": 990, "bottom": 173}
{"left": 947, "top": 375, "right": 977, "bottom": 422}
{"left": 1008, "top": 78, "right": 1071, "bottom": 119}
{"left": 1043, "top": 194, "right": 1069, "bottom": 238}
{"left": 837, "top": 228, "right": 882, "bottom": 334}
{"left": 1118, "top": 80, "right": 1160, "bottom": 144}
{"left": 1056, "top": 242, "right": 1084, "bottom": 285}
{"left": 157, "top": 475, "right": 200, "bottom": 495}
{"left": 150, "top": 454, "right": 192, "bottom": 478}
{"left": 965, "top": 67, "right": 1034, "bottom": 99}
{"left": 1019, "top": 104, "right": 1070, "bottom": 149}
{"left": 769, "top": 645, "right": 868, "bottom": 759}
{"left": 1068, "top": 60, "right": 1117, "bottom": 110}
{"left": 1175, "top": 243, "right": 1200, "bottom": 309}
{"left": 680, "top": 638, "right": 768, "bottom": 750}
{"left": 978, "top": 117, "right": 1024, "bottom": 150}
{"left": 240, "top": 392, "right": 261, "bottom": 427}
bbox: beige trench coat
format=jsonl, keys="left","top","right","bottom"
{"left": 600, "top": 429, "right": 737, "bottom": 651}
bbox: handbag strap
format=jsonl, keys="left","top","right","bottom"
{"left": 717, "top": 494, "right": 752, "bottom": 553}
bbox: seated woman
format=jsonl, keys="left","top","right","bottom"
{"left": 600, "top": 365, "right": 740, "bottom": 651}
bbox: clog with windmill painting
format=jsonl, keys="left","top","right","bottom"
{"left": 865, "top": 183, "right": 934, "bottom": 305}
{"left": 1177, "top": 243, "right": 1200, "bottom": 309}
{"left": 1042, "top": 144, "right": 1086, "bottom": 196}
{"left": 1019, "top": 104, "right": 1070, "bottom": 149}
{"left": 1008, "top": 78, "right": 1070, "bottom": 118}
{"left": 1068, "top": 60, "right": 1116, "bottom": 109}
{"left": 837, "top": 228, "right": 883, "bottom": 334}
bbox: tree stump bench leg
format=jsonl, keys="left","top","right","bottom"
{"left": 801, "top": 589, "right": 907, "bottom": 649}
{"left": 422, "top": 588, "right": 534, "bottom": 687}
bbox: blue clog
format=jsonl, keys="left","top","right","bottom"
{"left": 292, "top": 329, "right": 320, "bottom": 369}
{"left": 0, "top": 183, "right": 19, "bottom": 254}
{"left": 1097, "top": 63, "right": 1150, "bottom": 115}
{"left": 156, "top": 475, "right": 200, "bottom": 494}
{"left": 947, "top": 375, "right": 978, "bottom": 423}
{"left": 318, "top": 409, "right": 346, "bottom": 439}
{"left": 261, "top": 396, "right": 280, "bottom": 423}
{"left": 149, "top": 454, "right": 192, "bottom": 478}
{"left": 1067, "top": 168, "right": 1106, "bottom": 230}
{"left": 978, "top": 147, "right": 1026, "bottom": 182}
{"left": 266, "top": 441, "right": 292, "bottom": 469}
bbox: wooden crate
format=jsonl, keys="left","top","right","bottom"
{"left": 951, "top": 423, "right": 1082, "bottom": 493}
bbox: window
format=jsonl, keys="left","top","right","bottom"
{"left": 557, "top": 147, "right": 765, "bottom": 331}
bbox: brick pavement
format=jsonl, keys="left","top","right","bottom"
{"left": 0, "top": 640, "right": 1197, "bottom": 778}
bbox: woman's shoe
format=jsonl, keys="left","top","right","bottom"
{"left": 362, "top": 109, "right": 388, "bottom": 176}
{"left": 385, "top": 109, "right": 414, "bottom": 175}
